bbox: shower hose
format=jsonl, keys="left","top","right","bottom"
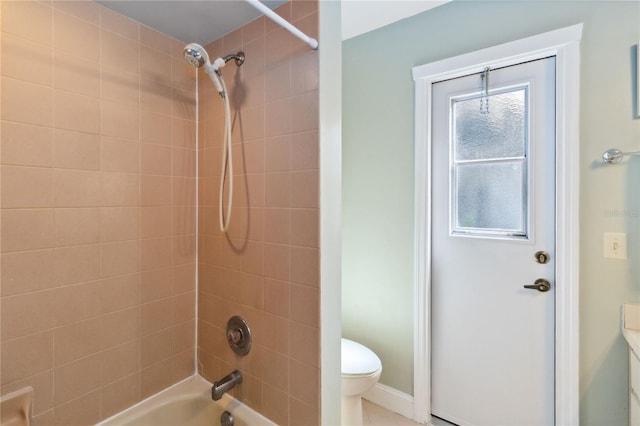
{"left": 218, "top": 75, "right": 233, "bottom": 233}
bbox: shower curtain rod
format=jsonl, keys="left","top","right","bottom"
{"left": 244, "top": 0, "right": 319, "bottom": 49}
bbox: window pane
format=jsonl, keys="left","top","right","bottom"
{"left": 454, "top": 161, "right": 525, "bottom": 235}
{"left": 454, "top": 89, "right": 527, "bottom": 161}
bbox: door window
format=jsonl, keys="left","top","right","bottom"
{"left": 450, "top": 86, "right": 529, "bottom": 238}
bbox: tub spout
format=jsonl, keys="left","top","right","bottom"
{"left": 211, "top": 370, "right": 243, "bottom": 401}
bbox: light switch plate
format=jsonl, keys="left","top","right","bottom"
{"left": 604, "top": 232, "right": 627, "bottom": 259}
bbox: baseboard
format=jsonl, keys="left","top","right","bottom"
{"left": 362, "top": 382, "right": 415, "bottom": 420}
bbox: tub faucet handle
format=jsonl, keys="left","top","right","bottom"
{"left": 226, "top": 316, "right": 252, "bottom": 356}
{"left": 227, "top": 328, "right": 243, "bottom": 345}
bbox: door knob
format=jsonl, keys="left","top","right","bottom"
{"left": 523, "top": 278, "right": 551, "bottom": 292}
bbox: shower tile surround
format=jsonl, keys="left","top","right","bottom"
{"left": 197, "top": 2, "right": 320, "bottom": 425}
{"left": 0, "top": 1, "right": 198, "bottom": 424}
{"left": 0, "top": 0, "right": 319, "bottom": 425}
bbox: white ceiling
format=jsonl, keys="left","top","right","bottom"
{"left": 341, "top": 0, "right": 449, "bottom": 40}
{"left": 97, "top": 0, "right": 287, "bottom": 44}
{"left": 97, "top": 0, "right": 449, "bottom": 45}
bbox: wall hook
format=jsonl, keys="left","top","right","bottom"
{"left": 602, "top": 148, "right": 640, "bottom": 164}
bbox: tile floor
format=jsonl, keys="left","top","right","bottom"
{"left": 363, "top": 400, "right": 456, "bottom": 426}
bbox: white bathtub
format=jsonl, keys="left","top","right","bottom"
{"left": 97, "top": 375, "right": 276, "bottom": 426}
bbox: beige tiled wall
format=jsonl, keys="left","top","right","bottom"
{"left": 0, "top": 1, "right": 197, "bottom": 424}
{"left": 197, "top": 1, "right": 320, "bottom": 425}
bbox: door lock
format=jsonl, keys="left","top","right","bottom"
{"left": 523, "top": 278, "right": 551, "bottom": 292}
{"left": 534, "top": 251, "right": 550, "bottom": 264}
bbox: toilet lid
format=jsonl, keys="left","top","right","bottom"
{"left": 341, "top": 338, "right": 382, "bottom": 376}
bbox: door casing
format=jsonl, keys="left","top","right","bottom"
{"left": 412, "top": 24, "right": 582, "bottom": 425}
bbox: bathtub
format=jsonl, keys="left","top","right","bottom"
{"left": 96, "top": 375, "right": 276, "bottom": 426}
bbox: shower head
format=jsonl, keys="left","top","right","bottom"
{"left": 183, "top": 43, "right": 229, "bottom": 73}
{"left": 183, "top": 43, "right": 245, "bottom": 98}
{"left": 183, "top": 43, "right": 208, "bottom": 69}
{"left": 183, "top": 43, "right": 224, "bottom": 95}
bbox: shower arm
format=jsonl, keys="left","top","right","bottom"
{"left": 244, "top": 0, "right": 318, "bottom": 49}
{"left": 221, "top": 52, "right": 245, "bottom": 67}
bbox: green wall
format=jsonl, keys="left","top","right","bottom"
{"left": 342, "top": 1, "right": 640, "bottom": 424}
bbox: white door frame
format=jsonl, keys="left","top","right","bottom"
{"left": 412, "top": 24, "right": 582, "bottom": 425}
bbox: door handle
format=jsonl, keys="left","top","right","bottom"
{"left": 523, "top": 278, "right": 551, "bottom": 292}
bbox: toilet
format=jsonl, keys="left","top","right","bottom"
{"left": 341, "top": 338, "right": 383, "bottom": 425}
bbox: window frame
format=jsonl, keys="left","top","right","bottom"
{"left": 448, "top": 84, "right": 531, "bottom": 239}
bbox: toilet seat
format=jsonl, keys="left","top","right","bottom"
{"left": 341, "top": 338, "right": 382, "bottom": 377}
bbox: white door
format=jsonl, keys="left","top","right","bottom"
{"left": 431, "top": 57, "right": 556, "bottom": 426}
